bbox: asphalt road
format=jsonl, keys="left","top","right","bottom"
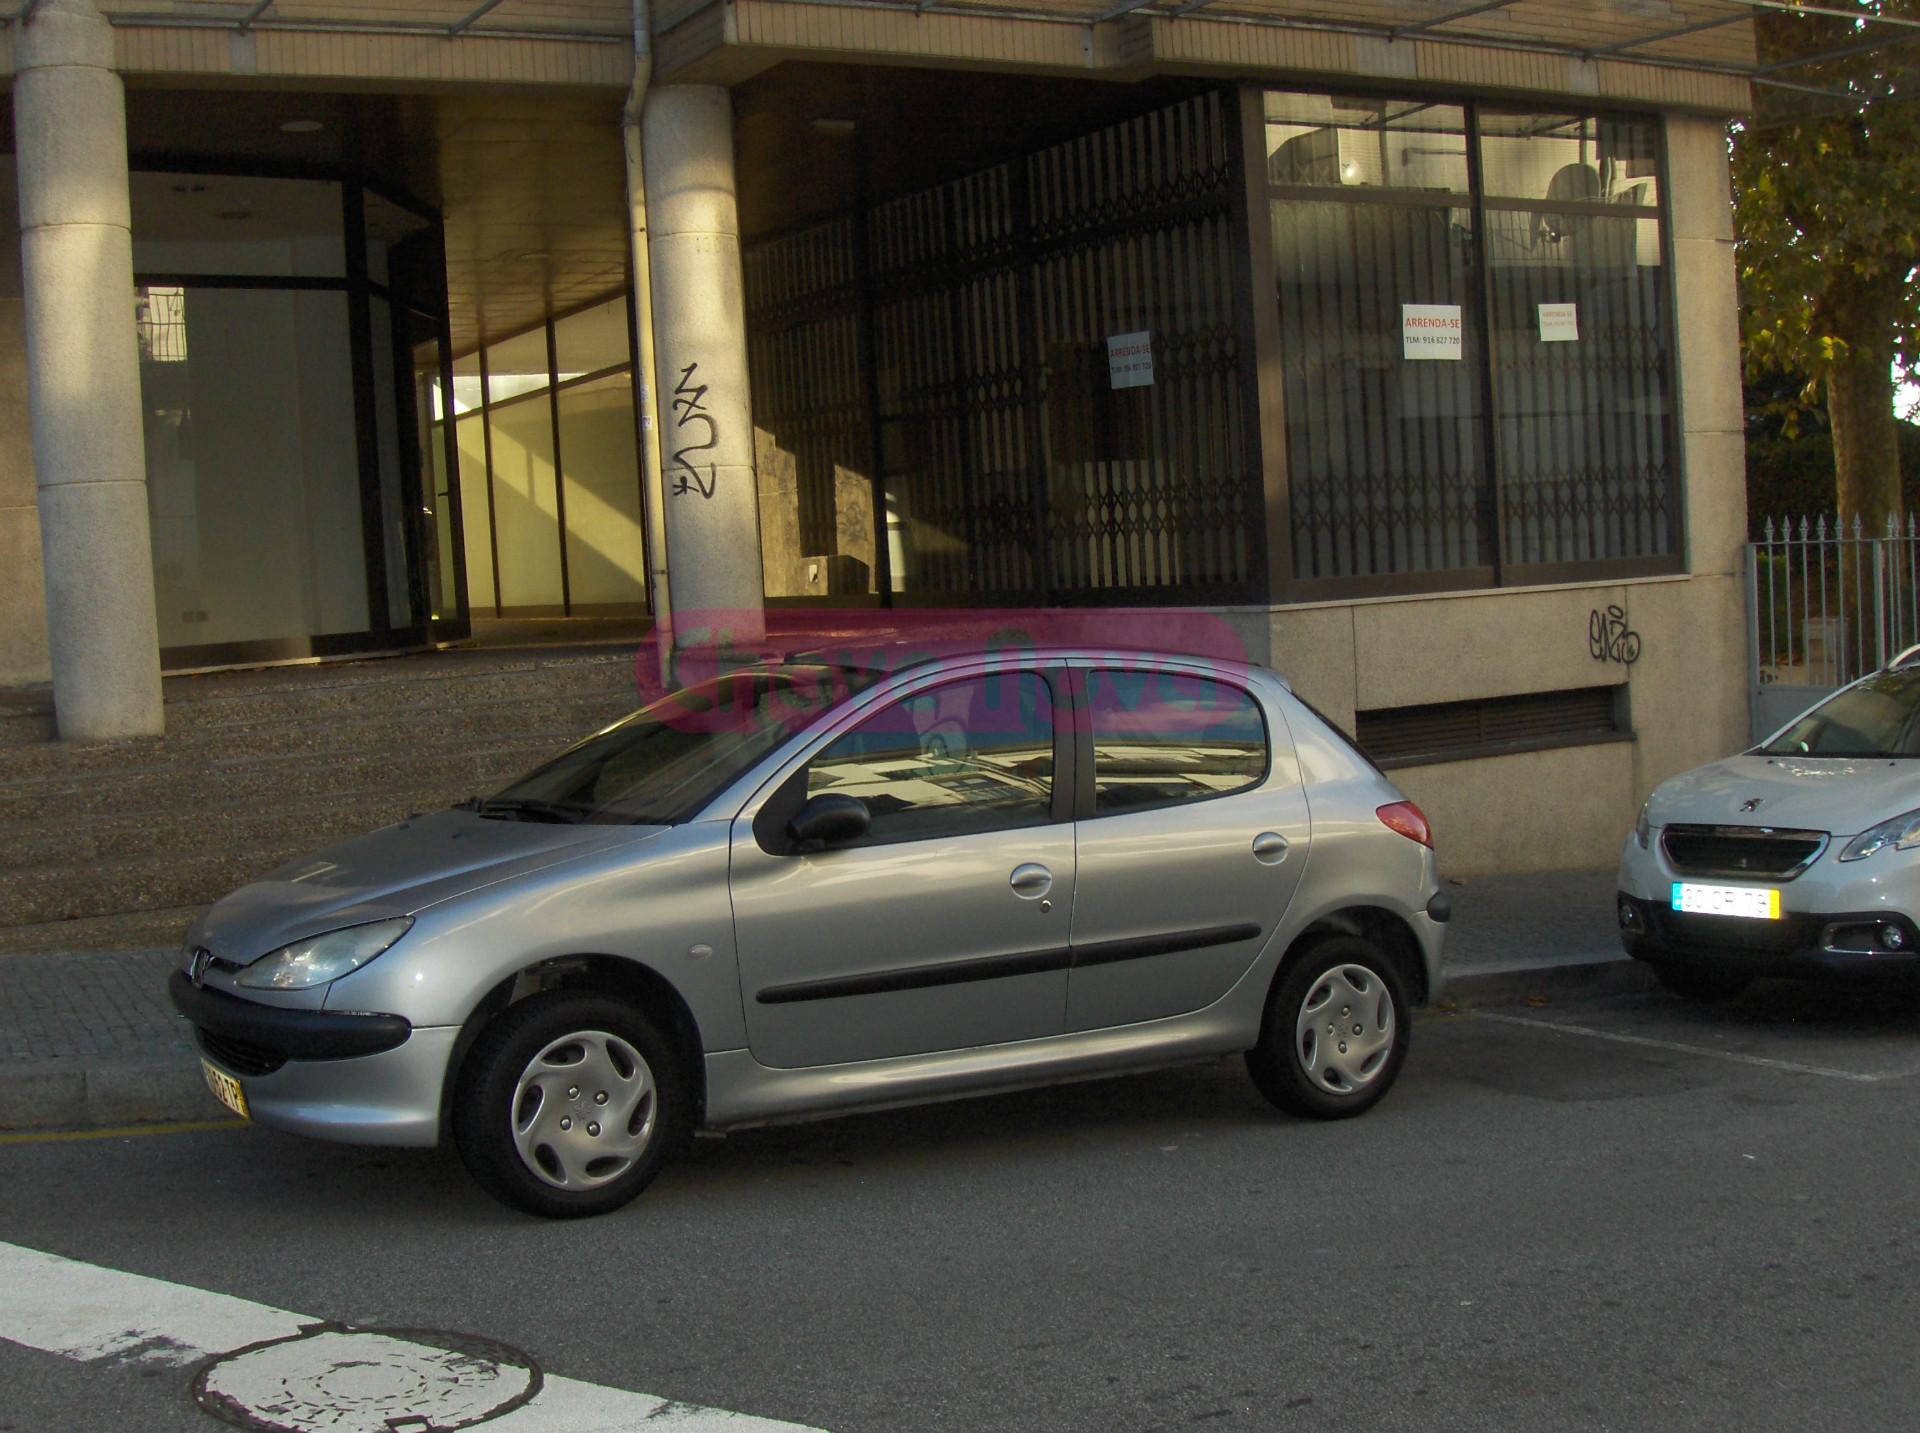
{"left": 7, "top": 982, "right": 1920, "bottom": 1433}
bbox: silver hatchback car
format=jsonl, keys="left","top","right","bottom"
{"left": 171, "top": 647, "right": 1447, "bottom": 1217}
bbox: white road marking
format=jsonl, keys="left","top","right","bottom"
{"left": 0, "top": 1241, "right": 829, "bottom": 1432}
{"left": 1470, "top": 1010, "right": 1920, "bottom": 1083}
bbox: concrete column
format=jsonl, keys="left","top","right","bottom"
{"left": 642, "top": 85, "right": 765, "bottom": 650}
{"left": 14, "top": 0, "right": 163, "bottom": 739}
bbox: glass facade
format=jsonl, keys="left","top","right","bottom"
{"left": 1265, "top": 95, "right": 1679, "bottom": 590}
{"left": 430, "top": 295, "right": 651, "bottom": 618}
{"left": 130, "top": 172, "right": 448, "bottom": 666}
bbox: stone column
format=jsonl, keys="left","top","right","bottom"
{"left": 15, "top": 0, "right": 163, "bottom": 739}
{"left": 642, "top": 85, "right": 765, "bottom": 651}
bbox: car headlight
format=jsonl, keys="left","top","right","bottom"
{"left": 235, "top": 918, "right": 414, "bottom": 990}
{"left": 1839, "top": 809, "right": 1920, "bottom": 863}
{"left": 1634, "top": 802, "right": 1652, "bottom": 850}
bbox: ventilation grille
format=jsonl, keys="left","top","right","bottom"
{"left": 1355, "top": 686, "right": 1628, "bottom": 769}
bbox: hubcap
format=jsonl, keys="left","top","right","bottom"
{"left": 1294, "top": 965, "right": 1395, "bottom": 1095}
{"left": 509, "top": 1030, "right": 657, "bottom": 1190}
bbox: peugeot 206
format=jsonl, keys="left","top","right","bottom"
{"left": 171, "top": 647, "right": 1448, "bottom": 1217}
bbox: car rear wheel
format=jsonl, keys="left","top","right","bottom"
{"left": 453, "top": 992, "right": 688, "bottom": 1219}
{"left": 1652, "top": 962, "right": 1753, "bottom": 1002}
{"left": 1246, "top": 936, "right": 1409, "bottom": 1120}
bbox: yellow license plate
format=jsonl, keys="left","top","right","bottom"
{"left": 201, "top": 1058, "right": 249, "bottom": 1120}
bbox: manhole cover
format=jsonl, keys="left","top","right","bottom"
{"left": 193, "top": 1326, "right": 542, "bottom": 1433}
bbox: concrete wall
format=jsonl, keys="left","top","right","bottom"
{"left": 1266, "top": 114, "right": 1749, "bottom": 876}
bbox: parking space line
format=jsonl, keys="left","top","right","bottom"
{"left": 1469, "top": 1010, "right": 1910, "bottom": 1083}
{"left": 0, "top": 1240, "right": 830, "bottom": 1432}
{"left": 0, "top": 1119, "right": 243, "bottom": 1147}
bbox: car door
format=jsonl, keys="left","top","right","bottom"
{"left": 1064, "top": 663, "right": 1311, "bottom": 1032}
{"left": 729, "top": 665, "right": 1075, "bottom": 1069}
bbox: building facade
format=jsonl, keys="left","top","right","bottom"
{"left": 0, "top": 0, "right": 1758, "bottom": 871}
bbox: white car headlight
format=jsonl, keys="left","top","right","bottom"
{"left": 1838, "top": 809, "right": 1920, "bottom": 863}
{"left": 1634, "top": 802, "right": 1652, "bottom": 850}
{"left": 235, "top": 918, "right": 414, "bottom": 990}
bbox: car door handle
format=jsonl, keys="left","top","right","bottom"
{"left": 1252, "top": 832, "right": 1290, "bottom": 866}
{"left": 1009, "top": 863, "right": 1054, "bottom": 899}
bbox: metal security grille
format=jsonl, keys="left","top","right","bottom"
{"left": 742, "top": 216, "right": 867, "bottom": 563}
{"left": 744, "top": 91, "right": 1258, "bottom": 605}
{"left": 1355, "top": 684, "right": 1626, "bottom": 768}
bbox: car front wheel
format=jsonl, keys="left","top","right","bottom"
{"left": 1246, "top": 936, "right": 1410, "bottom": 1120}
{"left": 453, "top": 992, "right": 688, "bottom": 1218}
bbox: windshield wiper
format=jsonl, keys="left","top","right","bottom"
{"left": 461, "top": 797, "right": 588, "bottom": 824}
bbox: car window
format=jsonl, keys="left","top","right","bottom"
{"left": 1086, "top": 669, "right": 1268, "bottom": 815}
{"left": 1761, "top": 669, "right": 1920, "bottom": 758}
{"left": 492, "top": 664, "right": 881, "bottom": 823}
{"left": 805, "top": 672, "right": 1055, "bottom": 845}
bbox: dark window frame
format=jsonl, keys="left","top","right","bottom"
{"left": 1250, "top": 87, "right": 1687, "bottom": 605}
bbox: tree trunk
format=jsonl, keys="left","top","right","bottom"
{"left": 1825, "top": 287, "right": 1905, "bottom": 679}
{"left": 1826, "top": 277, "right": 1904, "bottom": 534}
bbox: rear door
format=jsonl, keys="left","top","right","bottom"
{"left": 729, "top": 665, "right": 1076, "bottom": 1069}
{"left": 1064, "top": 664, "right": 1311, "bottom": 1031}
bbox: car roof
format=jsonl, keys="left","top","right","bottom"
{"left": 775, "top": 641, "right": 1282, "bottom": 682}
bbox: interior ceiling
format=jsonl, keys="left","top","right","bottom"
{"left": 734, "top": 64, "right": 1214, "bottom": 240}
{"left": 2, "top": 65, "right": 1204, "bottom": 356}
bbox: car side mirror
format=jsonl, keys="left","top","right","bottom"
{"left": 787, "top": 793, "right": 870, "bottom": 851}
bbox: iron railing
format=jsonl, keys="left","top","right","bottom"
{"left": 1747, "top": 514, "right": 1920, "bottom": 738}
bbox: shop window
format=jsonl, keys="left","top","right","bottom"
{"left": 1268, "top": 96, "right": 1679, "bottom": 591}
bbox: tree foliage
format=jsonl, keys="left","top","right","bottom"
{"left": 1732, "top": 0, "right": 1920, "bottom": 529}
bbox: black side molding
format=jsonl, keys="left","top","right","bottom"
{"left": 168, "top": 971, "right": 411, "bottom": 1061}
{"left": 755, "top": 923, "right": 1264, "bottom": 1004}
{"left": 757, "top": 947, "right": 1072, "bottom": 1005}
{"left": 1070, "top": 923, "right": 1263, "bottom": 970}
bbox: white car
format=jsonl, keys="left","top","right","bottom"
{"left": 1618, "top": 654, "right": 1920, "bottom": 999}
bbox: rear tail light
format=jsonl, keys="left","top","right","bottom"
{"left": 1377, "top": 801, "right": 1433, "bottom": 848}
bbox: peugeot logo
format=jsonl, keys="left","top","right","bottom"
{"left": 189, "top": 947, "right": 212, "bottom": 986}
{"left": 1739, "top": 797, "right": 1764, "bottom": 813}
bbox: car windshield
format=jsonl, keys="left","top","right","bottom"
{"left": 1759, "top": 669, "right": 1920, "bottom": 758}
{"left": 481, "top": 663, "right": 884, "bottom": 824}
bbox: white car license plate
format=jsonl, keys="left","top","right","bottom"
{"left": 1671, "top": 882, "right": 1781, "bottom": 921}
{"left": 201, "top": 1058, "right": 249, "bottom": 1120}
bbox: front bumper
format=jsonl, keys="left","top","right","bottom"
{"left": 1616, "top": 892, "right": 1920, "bottom": 982}
{"left": 169, "top": 972, "right": 454, "bottom": 1146}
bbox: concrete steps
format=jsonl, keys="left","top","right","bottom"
{"left": 0, "top": 646, "right": 650, "bottom": 954}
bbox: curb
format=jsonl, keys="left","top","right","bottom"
{"left": 1438, "top": 951, "right": 1656, "bottom": 1009}
{"left": 0, "top": 1057, "right": 217, "bottom": 1134}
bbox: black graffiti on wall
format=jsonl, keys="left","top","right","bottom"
{"left": 1589, "top": 605, "right": 1642, "bottom": 666}
{"left": 670, "top": 362, "right": 719, "bottom": 499}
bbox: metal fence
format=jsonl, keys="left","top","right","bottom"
{"left": 1747, "top": 514, "right": 1920, "bottom": 740}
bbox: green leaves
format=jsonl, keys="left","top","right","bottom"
{"left": 1733, "top": 0, "right": 1920, "bottom": 519}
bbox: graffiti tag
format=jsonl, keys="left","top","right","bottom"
{"left": 670, "top": 362, "right": 719, "bottom": 499}
{"left": 1588, "top": 605, "right": 1642, "bottom": 666}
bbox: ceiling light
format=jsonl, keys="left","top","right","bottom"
{"left": 279, "top": 119, "right": 324, "bottom": 134}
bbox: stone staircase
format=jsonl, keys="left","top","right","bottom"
{"left": 0, "top": 647, "right": 647, "bottom": 956}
